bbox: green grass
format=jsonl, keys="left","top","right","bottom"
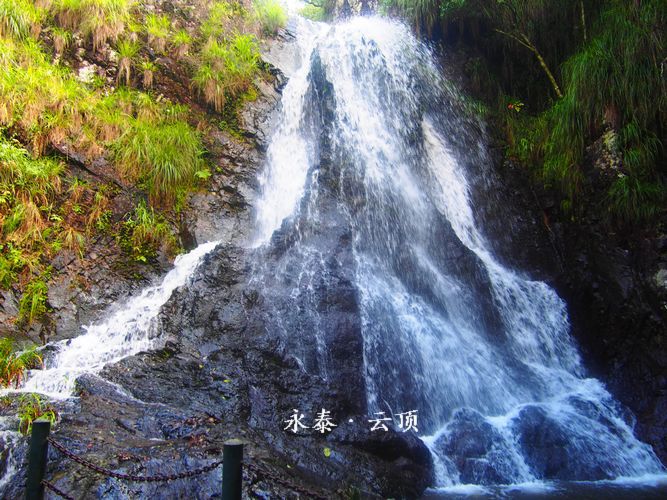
{"left": 145, "top": 13, "right": 170, "bottom": 53}
{"left": 194, "top": 34, "right": 260, "bottom": 112}
{"left": 18, "top": 275, "right": 49, "bottom": 325}
{"left": 18, "top": 393, "right": 57, "bottom": 434}
{"left": 254, "top": 0, "right": 287, "bottom": 36}
{"left": 119, "top": 200, "right": 177, "bottom": 262}
{"left": 0, "top": 0, "right": 45, "bottom": 40}
{"left": 51, "top": 26, "right": 72, "bottom": 57}
{"left": 52, "top": 0, "right": 134, "bottom": 51}
{"left": 0, "top": 338, "right": 43, "bottom": 388}
{"left": 111, "top": 96, "right": 204, "bottom": 203}
{"left": 200, "top": 1, "right": 244, "bottom": 42}
{"left": 607, "top": 175, "right": 665, "bottom": 225}
{"left": 299, "top": 5, "right": 327, "bottom": 22}
{"left": 171, "top": 28, "right": 192, "bottom": 59}
{"left": 116, "top": 38, "right": 139, "bottom": 85}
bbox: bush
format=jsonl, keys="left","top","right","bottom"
{"left": 254, "top": 0, "right": 287, "bottom": 36}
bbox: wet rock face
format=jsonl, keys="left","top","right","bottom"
{"left": 553, "top": 215, "right": 667, "bottom": 466}
{"left": 0, "top": 28, "right": 433, "bottom": 499}
{"left": 511, "top": 405, "right": 610, "bottom": 481}
{"left": 433, "top": 408, "right": 524, "bottom": 486}
{"left": 96, "top": 241, "right": 433, "bottom": 497}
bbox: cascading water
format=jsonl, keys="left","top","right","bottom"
{"left": 253, "top": 12, "right": 665, "bottom": 489}
{"left": 9, "top": 240, "right": 219, "bottom": 399}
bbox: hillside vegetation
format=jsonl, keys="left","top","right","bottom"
{"left": 0, "top": 0, "right": 285, "bottom": 337}
{"left": 380, "top": 0, "right": 665, "bottom": 228}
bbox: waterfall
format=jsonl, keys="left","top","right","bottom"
{"left": 253, "top": 13, "right": 665, "bottom": 486}
{"left": 11, "top": 240, "right": 219, "bottom": 399}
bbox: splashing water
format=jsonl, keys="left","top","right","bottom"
{"left": 253, "top": 14, "right": 665, "bottom": 487}
{"left": 12, "top": 241, "right": 219, "bottom": 399}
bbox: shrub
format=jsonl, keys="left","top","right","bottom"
{"left": 0, "top": 338, "right": 43, "bottom": 388}
{"left": 254, "top": 0, "right": 287, "bottom": 36}
{"left": 17, "top": 393, "right": 57, "bottom": 434}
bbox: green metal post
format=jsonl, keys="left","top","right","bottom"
{"left": 222, "top": 439, "right": 243, "bottom": 500}
{"left": 25, "top": 417, "right": 51, "bottom": 500}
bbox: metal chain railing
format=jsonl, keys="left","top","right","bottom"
{"left": 245, "top": 461, "right": 330, "bottom": 500}
{"left": 26, "top": 419, "right": 330, "bottom": 500}
{"left": 48, "top": 437, "right": 223, "bottom": 482}
{"left": 42, "top": 479, "right": 75, "bottom": 500}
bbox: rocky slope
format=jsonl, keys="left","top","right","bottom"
{"left": 0, "top": 18, "right": 434, "bottom": 498}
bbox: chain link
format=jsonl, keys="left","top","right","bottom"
{"left": 42, "top": 479, "right": 76, "bottom": 500}
{"left": 246, "top": 461, "right": 330, "bottom": 500}
{"left": 46, "top": 437, "right": 331, "bottom": 498}
{"left": 48, "top": 438, "right": 223, "bottom": 482}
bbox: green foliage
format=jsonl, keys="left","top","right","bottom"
{"left": 607, "top": 175, "right": 665, "bottom": 225}
{"left": 18, "top": 275, "right": 49, "bottom": 325}
{"left": 0, "top": 138, "right": 64, "bottom": 246}
{"left": 17, "top": 393, "right": 57, "bottom": 435}
{"left": 194, "top": 34, "right": 260, "bottom": 112}
{"left": 412, "top": 0, "right": 666, "bottom": 226}
{"left": 116, "top": 38, "right": 139, "bottom": 85}
{"left": 51, "top": 26, "right": 72, "bottom": 57}
{"left": 0, "top": 0, "right": 45, "bottom": 40}
{"left": 299, "top": 5, "right": 327, "bottom": 22}
{"left": 172, "top": 28, "right": 192, "bottom": 58}
{"left": 380, "top": 0, "right": 442, "bottom": 33}
{"left": 200, "top": 1, "right": 245, "bottom": 42}
{"left": 535, "top": 1, "right": 665, "bottom": 209}
{"left": 145, "top": 13, "right": 170, "bottom": 52}
{"left": 111, "top": 98, "right": 204, "bottom": 203}
{"left": 0, "top": 338, "right": 42, "bottom": 388}
{"left": 51, "top": 0, "right": 135, "bottom": 51}
{"left": 254, "top": 0, "right": 287, "bottom": 36}
{"left": 119, "top": 200, "right": 176, "bottom": 261}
